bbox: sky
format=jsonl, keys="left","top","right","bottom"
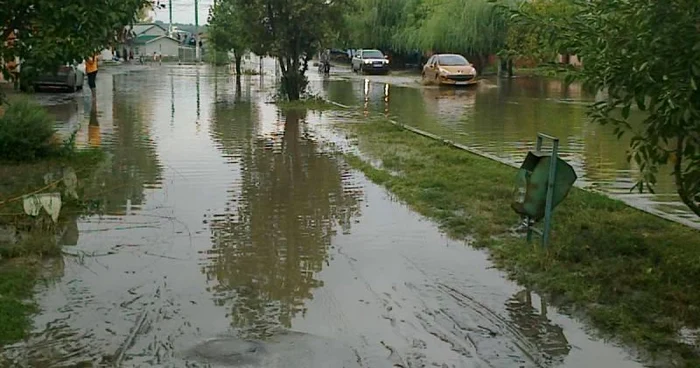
{"left": 150, "top": 0, "right": 214, "bottom": 25}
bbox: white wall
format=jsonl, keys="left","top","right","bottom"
{"left": 142, "top": 39, "right": 180, "bottom": 57}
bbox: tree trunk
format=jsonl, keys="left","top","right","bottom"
{"left": 235, "top": 55, "right": 242, "bottom": 76}
{"left": 277, "top": 53, "right": 309, "bottom": 101}
{"left": 507, "top": 59, "right": 514, "bottom": 78}
{"left": 674, "top": 137, "right": 700, "bottom": 217}
{"left": 562, "top": 53, "right": 571, "bottom": 65}
{"left": 499, "top": 58, "right": 507, "bottom": 77}
{"left": 476, "top": 54, "right": 488, "bottom": 74}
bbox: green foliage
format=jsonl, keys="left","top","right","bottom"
{"left": 207, "top": 0, "right": 252, "bottom": 74}
{"left": 0, "top": 98, "right": 58, "bottom": 161}
{"left": 500, "top": 0, "right": 576, "bottom": 62}
{"left": 1, "top": 0, "right": 149, "bottom": 92}
{"left": 345, "top": 118, "right": 700, "bottom": 363}
{"left": 221, "top": 0, "right": 348, "bottom": 100}
{"left": 513, "top": 0, "right": 700, "bottom": 217}
{"left": 207, "top": 1, "right": 250, "bottom": 56}
{"left": 345, "top": 0, "right": 514, "bottom": 65}
{"left": 0, "top": 262, "right": 37, "bottom": 344}
{"left": 204, "top": 49, "right": 231, "bottom": 66}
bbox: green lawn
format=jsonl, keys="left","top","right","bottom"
{"left": 342, "top": 118, "right": 700, "bottom": 364}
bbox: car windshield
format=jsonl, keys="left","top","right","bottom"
{"left": 362, "top": 50, "right": 384, "bottom": 59}
{"left": 438, "top": 55, "right": 469, "bottom": 66}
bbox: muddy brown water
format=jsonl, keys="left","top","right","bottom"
{"left": 311, "top": 66, "right": 700, "bottom": 229}
{"left": 1, "top": 64, "right": 645, "bottom": 367}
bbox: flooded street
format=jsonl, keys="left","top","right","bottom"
{"left": 312, "top": 66, "right": 699, "bottom": 229}
{"left": 2, "top": 64, "right": 646, "bottom": 367}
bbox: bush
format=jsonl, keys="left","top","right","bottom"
{"left": 0, "top": 97, "right": 58, "bottom": 161}
{"left": 204, "top": 50, "right": 231, "bottom": 65}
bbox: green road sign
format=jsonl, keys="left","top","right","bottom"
{"left": 511, "top": 133, "right": 577, "bottom": 247}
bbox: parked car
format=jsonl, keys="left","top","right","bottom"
{"left": 422, "top": 54, "right": 478, "bottom": 86}
{"left": 351, "top": 49, "right": 390, "bottom": 74}
{"left": 26, "top": 63, "right": 85, "bottom": 92}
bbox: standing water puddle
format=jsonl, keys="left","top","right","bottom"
{"left": 1, "top": 65, "right": 643, "bottom": 367}
{"left": 311, "top": 69, "right": 700, "bottom": 229}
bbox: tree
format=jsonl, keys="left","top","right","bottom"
{"left": 207, "top": 0, "right": 250, "bottom": 75}
{"left": 501, "top": 0, "right": 576, "bottom": 65}
{"left": 513, "top": 0, "right": 700, "bottom": 217}
{"left": 1, "top": 0, "right": 148, "bottom": 97}
{"left": 345, "top": 0, "right": 512, "bottom": 72}
{"left": 226, "top": 0, "right": 347, "bottom": 100}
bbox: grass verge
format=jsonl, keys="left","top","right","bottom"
{"left": 342, "top": 118, "right": 700, "bottom": 365}
{"left": 0, "top": 260, "right": 38, "bottom": 345}
{"left": 0, "top": 148, "right": 104, "bottom": 344}
{"left": 276, "top": 95, "right": 337, "bottom": 112}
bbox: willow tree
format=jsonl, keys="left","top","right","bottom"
{"left": 346, "top": 0, "right": 408, "bottom": 52}
{"left": 410, "top": 0, "right": 510, "bottom": 71}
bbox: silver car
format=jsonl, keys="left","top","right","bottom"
{"left": 33, "top": 64, "right": 85, "bottom": 92}
{"left": 351, "top": 49, "right": 390, "bottom": 75}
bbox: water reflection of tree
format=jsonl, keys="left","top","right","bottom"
{"left": 86, "top": 74, "right": 163, "bottom": 215}
{"left": 206, "top": 100, "right": 362, "bottom": 339}
{"left": 506, "top": 289, "right": 571, "bottom": 363}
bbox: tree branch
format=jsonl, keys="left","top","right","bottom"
{"left": 674, "top": 136, "right": 700, "bottom": 217}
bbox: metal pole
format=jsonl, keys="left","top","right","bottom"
{"left": 542, "top": 137, "right": 559, "bottom": 248}
{"left": 168, "top": 0, "right": 173, "bottom": 36}
{"left": 194, "top": 0, "right": 200, "bottom": 63}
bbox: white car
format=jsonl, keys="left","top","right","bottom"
{"left": 351, "top": 49, "right": 390, "bottom": 75}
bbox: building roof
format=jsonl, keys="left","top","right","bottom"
{"left": 131, "top": 23, "right": 168, "bottom": 36}
{"left": 133, "top": 35, "right": 180, "bottom": 45}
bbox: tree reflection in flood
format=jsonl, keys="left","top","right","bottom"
{"left": 206, "top": 98, "right": 363, "bottom": 339}
{"left": 506, "top": 289, "right": 571, "bottom": 363}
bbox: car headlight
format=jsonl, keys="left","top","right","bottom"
{"left": 364, "top": 60, "right": 372, "bottom": 64}
{"left": 439, "top": 68, "right": 449, "bottom": 75}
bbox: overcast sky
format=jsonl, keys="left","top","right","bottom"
{"left": 151, "top": 0, "right": 214, "bottom": 25}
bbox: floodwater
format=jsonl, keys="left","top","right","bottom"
{"left": 312, "top": 67, "right": 700, "bottom": 229}
{"left": 0, "top": 64, "right": 645, "bottom": 367}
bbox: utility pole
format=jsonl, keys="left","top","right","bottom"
{"left": 194, "top": 0, "right": 200, "bottom": 63}
{"left": 168, "top": 0, "right": 173, "bottom": 36}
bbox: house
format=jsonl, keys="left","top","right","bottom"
{"left": 131, "top": 23, "right": 168, "bottom": 37}
{"left": 132, "top": 34, "right": 181, "bottom": 58}
{"left": 117, "top": 23, "right": 177, "bottom": 59}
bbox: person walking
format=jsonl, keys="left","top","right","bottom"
{"left": 85, "top": 54, "right": 99, "bottom": 98}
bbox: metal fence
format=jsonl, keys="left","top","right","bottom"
{"left": 178, "top": 46, "right": 196, "bottom": 63}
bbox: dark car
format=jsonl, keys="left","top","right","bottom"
{"left": 21, "top": 63, "right": 85, "bottom": 92}
{"left": 351, "top": 49, "right": 390, "bottom": 75}
{"left": 35, "top": 64, "right": 85, "bottom": 92}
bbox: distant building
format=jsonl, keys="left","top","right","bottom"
{"left": 116, "top": 23, "right": 186, "bottom": 59}
{"left": 131, "top": 23, "right": 169, "bottom": 37}
{"left": 132, "top": 35, "right": 181, "bottom": 58}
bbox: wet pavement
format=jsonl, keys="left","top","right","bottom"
{"left": 0, "top": 64, "right": 646, "bottom": 367}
